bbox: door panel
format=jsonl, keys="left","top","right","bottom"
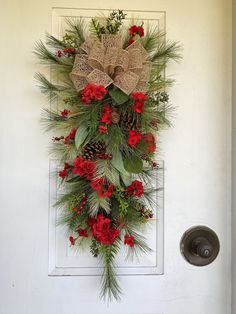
{"left": 0, "top": 0, "right": 231, "bottom": 314}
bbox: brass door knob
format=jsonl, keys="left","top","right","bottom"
{"left": 180, "top": 226, "right": 220, "bottom": 266}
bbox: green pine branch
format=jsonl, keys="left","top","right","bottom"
{"left": 65, "top": 17, "right": 86, "bottom": 44}
{"left": 45, "top": 33, "right": 67, "bottom": 49}
{"left": 151, "top": 40, "right": 183, "bottom": 63}
{"left": 141, "top": 27, "right": 165, "bottom": 53}
{"left": 34, "top": 72, "right": 68, "bottom": 100}
{"left": 34, "top": 40, "right": 72, "bottom": 66}
{"left": 100, "top": 242, "right": 122, "bottom": 302}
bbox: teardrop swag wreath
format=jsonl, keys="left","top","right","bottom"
{"left": 35, "top": 10, "right": 181, "bottom": 301}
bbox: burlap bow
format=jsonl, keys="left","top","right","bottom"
{"left": 70, "top": 34, "right": 152, "bottom": 95}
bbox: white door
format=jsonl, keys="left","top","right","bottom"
{"left": 0, "top": 1, "right": 232, "bottom": 314}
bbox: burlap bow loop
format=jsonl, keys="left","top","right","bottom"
{"left": 70, "top": 34, "right": 152, "bottom": 95}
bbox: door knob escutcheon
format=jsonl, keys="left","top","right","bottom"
{"left": 180, "top": 226, "right": 220, "bottom": 266}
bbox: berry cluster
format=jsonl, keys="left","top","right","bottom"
{"left": 57, "top": 47, "right": 76, "bottom": 58}
{"left": 140, "top": 207, "right": 154, "bottom": 219}
{"left": 126, "top": 180, "right": 144, "bottom": 197}
{"left": 72, "top": 194, "right": 87, "bottom": 215}
{"left": 64, "top": 128, "right": 76, "bottom": 144}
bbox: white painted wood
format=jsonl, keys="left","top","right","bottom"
{"left": 0, "top": 1, "right": 232, "bottom": 314}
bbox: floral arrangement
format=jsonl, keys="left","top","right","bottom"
{"left": 34, "top": 9, "right": 181, "bottom": 301}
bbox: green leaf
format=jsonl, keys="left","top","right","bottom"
{"left": 124, "top": 156, "right": 143, "bottom": 173}
{"left": 75, "top": 125, "right": 89, "bottom": 150}
{"left": 111, "top": 151, "right": 131, "bottom": 185}
{"left": 109, "top": 89, "right": 129, "bottom": 105}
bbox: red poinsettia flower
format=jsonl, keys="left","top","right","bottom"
{"left": 133, "top": 101, "right": 144, "bottom": 113}
{"left": 91, "top": 214, "right": 120, "bottom": 245}
{"left": 69, "top": 236, "right": 75, "bottom": 246}
{"left": 124, "top": 234, "right": 135, "bottom": 247}
{"left": 81, "top": 84, "right": 107, "bottom": 104}
{"left": 98, "top": 125, "right": 108, "bottom": 134}
{"left": 127, "top": 180, "right": 144, "bottom": 197}
{"left": 78, "top": 228, "right": 89, "bottom": 237}
{"left": 101, "top": 105, "right": 112, "bottom": 125}
{"left": 127, "top": 130, "right": 142, "bottom": 148}
{"left": 60, "top": 109, "right": 70, "bottom": 117}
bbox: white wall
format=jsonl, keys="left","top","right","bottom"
{"left": 232, "top": 1, "right": 236, "bottom": 313}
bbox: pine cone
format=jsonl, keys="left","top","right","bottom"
{"left": 81, "top": 141, "right": 106, "bottom": 160}
{"left": 111, "top": 111, "right": 120, "bottom": 124}
{"left": 121, "top": 112, "right": 140, "bottom": 130}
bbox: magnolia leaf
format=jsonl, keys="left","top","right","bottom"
{"left": 75, "top": 124, "right": 89, "bottom": 150}
{"left": 111, "top": 151, "right": 131, "bottom": 186}
{"left": 124, "top": 156, "right": 143, "bottom": 173}
{"left": 109, "top": 89, "right": 129, "bottom": 105}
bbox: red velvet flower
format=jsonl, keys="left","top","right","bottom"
{"left": 60, "top": 109, "right": 70, "bottom": 117}
{"left": 127, "top": 130, "right": 142, "bottom": 148}
{"left": 81, "top": 84, "right": 107, "bottom": 104}
{"left": 59, "top": 162, "right": 73, "bottom": 179}
{"left": 129, "top": 25, "right": 144, "bottom": 37}
{"left": 78, "top": 228, "right": 89, "bottom": 237}
{"left": 142, "top": 133, "right": 156, "bottom": 153}
{"left": 132, "top": 92, "right": 148, "bottom": 102}
{"left": 137, "top": 26, "right": 144, "bottom": 37}
{"left": 124, "top": 234, "right": 135, "bottom": 247}
{"left": 91, "top": 214, "right": 120, "bottom": 245}
{"left": 127, "top": 180, "right": 144, "bottom": 197}
{"left": 101, "top": 105, "right": 112, "bottom": 125}
{"left": 90, "top": 178, "right": 104, "bottom": 190}
{"left": 129, "top": 25, "right": 139, "bottom": 36}
{"left": 69, "top": 236, "right": 75, "bottom": 246}
{"left": 64, "top": 128, "right": 76, "bottom": 144}
{"left": 90, "top": 178, "right": 113, "bottom": 198}
{"left": 73, "top": 156, "right": 96, "bottom": 180}
{"left": 59, "top": 168, "right": 68, "bottom": 179}
{"left": 98, "top": 184, "right": 113, "bottom": 198}
{"left": 98, "top": 125, "right": 108, "bottom": 134}
{"left": 133, "top": 101, "right": 144, "bottom": 113}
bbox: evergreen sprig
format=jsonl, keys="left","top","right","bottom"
{"left": 100, "top": 241, "right": 122, "bottom": 301}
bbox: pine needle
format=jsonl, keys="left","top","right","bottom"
{"left": 34, "top": 40, "right": 71, "bottom": 66}
{"left": 45, "top": 33, "right": 67, "bottom": 49}
{"left": 151, "top": 40, "right": 183, "bottom": 63}
{"left": 65, "top": 17, "right": 87, "bottom": 44}
{"left": 100, "top": 242, "right": 122, "bottom": 302}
